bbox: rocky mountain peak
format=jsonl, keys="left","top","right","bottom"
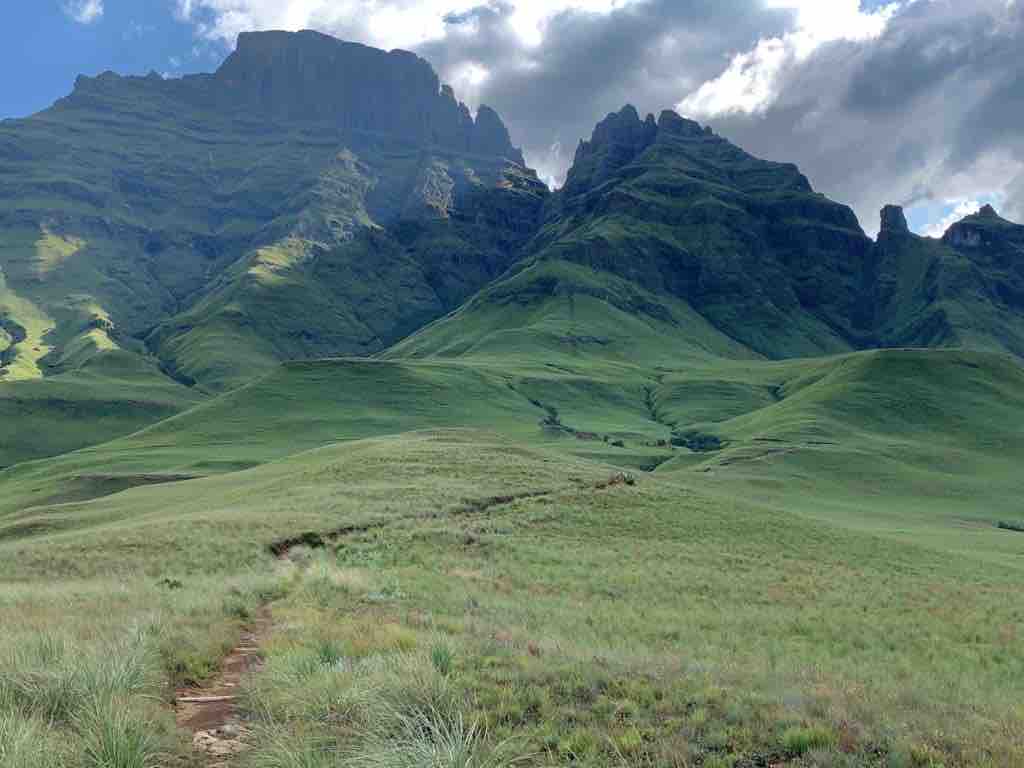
{"left": 656, "top": 109, "right": 707, "bottom": 138}
{"left": 879, "top": 205, "right": 910, "bottom": 236}
{"left": 216, "top": 30, "right": 524, "bottom": 163}
{"left": 582, "top": 105, "right": 658, "bottom": 157}
{"left": 979, "top": 204, "right": 999, "bottom": 218}
{"left": 70, "top": 30, "right": 524, "bottom": 165}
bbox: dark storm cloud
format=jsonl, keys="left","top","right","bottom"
{"left": 703, "top": 0, "right": 1024, "bottom": 234}
{"left": 183, "top": 0, "right": 1024, "bottom": 232}
{"left": 415, "top": 0, "right": 791, "bottom": 183}
{"left": 407, "top": 0, "right": 1024, "bottom": 234}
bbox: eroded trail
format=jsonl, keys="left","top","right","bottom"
{"left": 175, "top": 609, "right": 273, "bottom": 766}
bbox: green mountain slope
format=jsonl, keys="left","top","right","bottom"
{"left": 870, "top": 203, "right": 1024, "bottom": 354}
{"left": 0, "top": 30, "right": 544, "bottom": 394}
{"left": 3, "top": 32, "right": 1024, "bottom": 479}
{"left": 385, "top": 259, "right": 756, "bottom": 367}
{"left": 0, "top": 30, "right": 550, "bottom": 463}
{"left": 528, "top": 106, "right": 876, "bottom": 358}
{"left": 0, "top": 350, "right": 203, "bottom": 468}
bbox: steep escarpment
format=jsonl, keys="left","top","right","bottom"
{"left": 67, "top": 30, "right": 524, "bottom": 166}
{"left": 392, "top": 106, "right": 1024, "bottom": 366}
{"left": 0, "top": 30, "right": 541, "bottom": 391}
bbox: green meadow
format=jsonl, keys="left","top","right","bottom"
{"left": 2, "top": 344, "right": 1022, "bottom": 768}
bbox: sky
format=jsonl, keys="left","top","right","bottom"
{"left": 3, "top": 1, "right": 1023, "bottom": 237}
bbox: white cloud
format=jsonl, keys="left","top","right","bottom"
{"left": 175, "top": 0, "right": 642, "bottom": 51}
{"left": 63, "top": 0, "right": 104, "bottom": 24}
{"left": 923, "top": 199, "right": 983, "bottom": 238}
{"left": 505, "top": 0, "right": 639, "bottom": 47}
{"left": 679, "top": 0, "right": 901, "bottom": 117}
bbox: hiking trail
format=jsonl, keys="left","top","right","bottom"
{"left": 175, "top": 608, "right": 273, "bottom": 766}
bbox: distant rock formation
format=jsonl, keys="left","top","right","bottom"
{"left": 879, "top": 205, "right": 910, "bottom": 236}
{"left": 943, "top": 204, "right": 1004, "bottom": 250}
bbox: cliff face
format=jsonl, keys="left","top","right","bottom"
{"left": 68, "top": 30, "right": 524, "bottom": 165}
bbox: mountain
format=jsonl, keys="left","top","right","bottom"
{"left": 872, "top": 202, "right": 1024, "bottom": 355}
{"left": 3, "top": 31, "right": 1024, "bottom": 469}
{"left": 391, "top": 105, "right": 1024, "bottom": 366}
{"left": 0, "top": 30, "right": 544, "bottom": 394}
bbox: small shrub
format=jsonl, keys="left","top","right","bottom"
{"left": 341, "top": 702, "right": 526, "bottom": 768}
{"left": 610, "top": 727, "right": 646, "bottom": 758}
{"left": 783, "top": 726, "right": 838, "bottom": 756}
{"left": 670, "top": 430, "right": 723, "bottom": 452}
{"left": 908, "top": 743, "right": 948, "bottom": 768}
{"left": 222, "top": 589, "right": 254, "bottom": 620}
{"left": 996, "top": 520, "right": 1024, "bottom": 533}
{"left": 559, "top": 727, "right": 600, "bottom": 760}
{"left": 247, "top": 726, "right": 339, "bottom": 768}
{"left": 316, "top": 638, "right": 345, "bottom": 667}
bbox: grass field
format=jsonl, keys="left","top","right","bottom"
{"left": 1, "top": 344, "right": 1022, "bottom": 767}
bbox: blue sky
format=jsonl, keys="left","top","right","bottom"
{"left": 0, "top": 1, "right": 225, "bottom": 120}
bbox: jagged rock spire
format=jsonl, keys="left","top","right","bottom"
{"left": 880, "top": 205, "right": 910, "bottom": 235}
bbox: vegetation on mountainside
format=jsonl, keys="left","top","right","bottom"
{"left": 0, "top": 43, "right": 545, "bottom": 396}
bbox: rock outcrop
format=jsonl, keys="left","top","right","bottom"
{"left": 879, "top": 205, "right": 910, "bottom": 236}
{"left": 562, "top": 105, "right": 658, "bottom": 198}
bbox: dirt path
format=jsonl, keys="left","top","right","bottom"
{"left": 175, "top": 609, "right": 273, "bottom": 766}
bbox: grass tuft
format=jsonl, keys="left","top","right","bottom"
{"left": 782, "top": 725, "right": 838, "bottom": 756}
{"left": 76, "top": 697, "right": 165, "bottom": 768}
{"left": 341, "top": 703, "right": 527, "bottom": 768}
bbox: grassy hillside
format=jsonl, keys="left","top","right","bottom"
{"left": 386, "top": 259, "right": 755, "bottom": 367}
{"left": 1, "top": 427, "right": 1021, "bottom": 767}
{"left": 5, "top": 340, "right": 1022, "bottom": 550}
{"left": 653, "top": 349, "right": 1024, "bottom": 563}
{"left": 873, "top": 211, "right": 1024, "bottom": 356}
{"left": 0, "top": 350, "right": 203, "bottom": 468}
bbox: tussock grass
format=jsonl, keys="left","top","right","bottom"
{"left": 341, "top": 703, "right": 528, "bottom": 768}
{"left": 0, "top": 631, "right": 159, "bottom": 726}
{"left": 0, "top": 712, "right": 66, "bottom": 768}
{"left": 76, "top": 696, "right": 167, "bottom": 768}
{"left": 1, "top": 417, "right": 1023, "bottom": 766}
{"left": 0, "top": 568, "right": 289, "bottom": 765}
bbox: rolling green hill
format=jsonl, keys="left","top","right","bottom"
{"left": 2, "top": 347, "right": 1022, "bottom": 766}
